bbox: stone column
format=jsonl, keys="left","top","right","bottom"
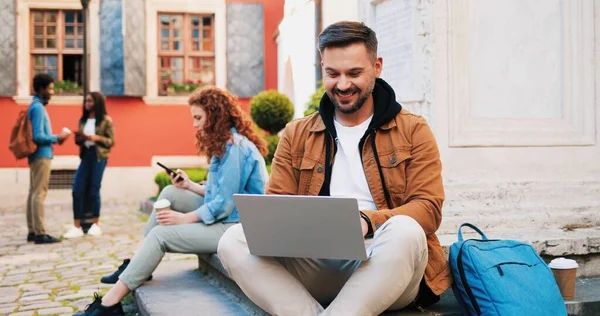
{"left": 226, "top": 2, "right": 265, "bottom": 98}
{"left": 0, "top": 0, "right": 16, "bottom": 96}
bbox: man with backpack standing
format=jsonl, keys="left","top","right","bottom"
{"left": 26, "top": 73, "right": 71, "bottom": 244}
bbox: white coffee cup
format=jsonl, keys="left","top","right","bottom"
{"left": 548, "top": 257, "right": 578, "bottom": 300}
{"left": 153, "top": 199, "right": 171, "bottom": 212}
{"left": 62, "top": 127, "right": 72, "bottom": 134}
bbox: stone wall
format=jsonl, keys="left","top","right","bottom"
{"left": 123, "top": 0, "right": 146, "bottom": 96}
{"left": 0, "top": 0, "right": 16, "bottom": 96}
{"left": 226, "top": 3, "right": 265, "bottom": 98}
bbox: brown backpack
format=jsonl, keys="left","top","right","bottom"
{"left": 9, "top": 111, "right": 37, "bottom": 159}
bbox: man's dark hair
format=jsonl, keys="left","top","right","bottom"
{"left": 32, "top": 73, "right": 55, "bottom": 93}
{"left": 317, "top": 21, "right": 378, "bottom": 61}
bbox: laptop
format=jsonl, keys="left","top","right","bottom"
{"left": 233, "top": 194, "right": 369, "bottom": 261}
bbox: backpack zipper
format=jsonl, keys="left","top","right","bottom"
{"left": 457, "top": 241, "right": 482, "bottom": 315}
{"left": 495, "top": 262, "right": 533, "bottom": 277}
{"left": 457, "top": 239, "right": 498, "bottom": 315}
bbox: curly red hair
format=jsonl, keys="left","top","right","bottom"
{"left": 188, "top": 86, "right": 268, "bottom": 159}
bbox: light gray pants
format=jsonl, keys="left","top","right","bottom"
{"left": 119, "top": 185, "right": 235, "bottom": 290}
{"left": 217, "top": 215, "right": 428, "bottom": 316}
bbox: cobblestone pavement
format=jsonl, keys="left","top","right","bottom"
{"left": 0, "top": 199, "right": 196, "bottom": 316}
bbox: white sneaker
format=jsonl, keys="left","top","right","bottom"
{"left": 87, "top": 224, "right": 102, "bottom": 237}
{"left": 63, "top": 226, "right": 84, "bottom": 239}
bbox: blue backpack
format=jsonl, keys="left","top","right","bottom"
{"left": 448, "top": 223, "right": 567, "bottom": 315}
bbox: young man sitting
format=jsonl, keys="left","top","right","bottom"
{"left": 217, "top": 21, "right": 451, "bottom": 315}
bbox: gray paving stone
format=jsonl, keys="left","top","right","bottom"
{"left": 30, "top": 271, "right": 53, "bottom": 279}
{"left": 0, "top": 295, "right": 19, "bottom": 304}
{"left": 56, "top": 289, "right": 97, "bottom": 301}
{"left": 18, "top": 301, "right": 62, "bottom": 311}
{"left": 1, "top": 275, "right": 30, "bottom": 286}
{"left": 86, "top": 265, "right": 116, "bottom": 273}
{"left": 22, "top": 289, "right": 51, "bottom": 297}
{"left": 56, "top": 289, "right": 76, "bottom": 296}
{"left": 6, "top": 268, "right": 31, "bottom": 276}
{"left": 0, "top": 303, "right": 18, "bottom": 314}
{"left": 0, "top": 302, "right": 19, "bottom": 309}
{"left": 72, "top": 298, "right": 92, "bottom": 311}
{"left": 71, "top": 278, "right": 96, "bottom": 285}
{"left": 29, "top": 265, "right": 54, "bottom": 273}
{"left": 20, "top": 299, "right": 54, "bottom": 306}
{"left": 9, "top": 311, "right": 35, "bottom": 316}
{"left": 41, "top": 281, "right": 70, "bottom": 289}
{"left": 56, "top": 261, "right": 91, "bottom": 270}
{"left": 1, "top": 203, "right": 147, "bottom": 315}
{"left": 0, "top": 286, "right": 20, "bottom": 295}
{"left": 18, "top": 283, "right": 41, "bottom": 290}
{"left": 3, "top": 240, "right": 28, "bottom": 247}
{"left": 30, "top": 276, "right": 57, "bottom": 283}
{"left": 19, "top": 294, "right": 49, "bottom": 303}
{"left": 81, "top": 283, "right": 113, "bottom": 290}
{"left": 37, "top": 307, "right": 75, "bottom": 315}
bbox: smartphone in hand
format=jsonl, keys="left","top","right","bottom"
{"left": 157, "top": 162, "right": 183, "bottom": 182}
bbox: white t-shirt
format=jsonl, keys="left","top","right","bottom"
{"left": 83, "top": 118, "right": 96, "bottom": 148}
{"left": 330, "top": 115, "right": 377, "bottom": 210}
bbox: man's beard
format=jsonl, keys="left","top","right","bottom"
{"left": 327, "top": 82, "right": 374, "bottom": 115}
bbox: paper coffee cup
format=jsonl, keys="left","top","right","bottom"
{"left": 548, "top": 257, "right": 578, "bottom": 300}
{"left": 62, "top": 127, "right": 72, "bottom": 134}
{"left": 153, "top": 199, "right": 171, "bottom": 212}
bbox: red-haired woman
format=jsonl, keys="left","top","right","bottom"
{"left": 77, "top": 86, "right": 268, "bottom": 316}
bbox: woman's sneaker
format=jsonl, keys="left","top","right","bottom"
{"left": 73, "top": 292, "right": 124, "bottom": 316}
{"left": 100, "top": 259, "right": 152, "bottom": 284}
{"left": 87, "top": 224, "right": 102, "bottom": 237}
{"left": 63, "top": 226, "right": 84, "bottom": 239}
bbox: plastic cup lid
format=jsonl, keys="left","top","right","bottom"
{"left": 153, "top": 199, "right": 171, "bottom": 209}
{"left": 548, "top": 257, "right": 578, "bottom": 269}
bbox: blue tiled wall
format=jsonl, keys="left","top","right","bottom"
{"left": 100, "top": 0, "right": 125, "bottom": 96}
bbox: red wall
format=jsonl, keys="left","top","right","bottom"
{"left": 1, "top": 98, "right": 193, "bottom": 167}
{"left": 0, "top": 0, "right": 283, "bottom": 168}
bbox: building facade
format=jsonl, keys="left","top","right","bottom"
{"left": 277, "top": 0, "right": 600, "bottom": 234}
{"left": 0, "top": 0, "right": 284, "bottom": 206}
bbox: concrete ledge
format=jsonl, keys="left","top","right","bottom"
{"left": 133, "top": 259, "right": 262, "bottom": 316}
{"left": 197, "top": 254, "right": 462, "bottom": 315}
{"left": 197, "top": 254, "right": 600, "bottom": 316}
{"left": 438, "top": 227, "right": 600, "bottom": 278}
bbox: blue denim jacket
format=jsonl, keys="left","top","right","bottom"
{"left": 27, "top": 96, "right": 58, "bottom": 164}
{"left": 195, "top": 129, "right": 268, "bottom": 225}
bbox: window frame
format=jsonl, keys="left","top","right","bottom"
{"left": 156, "top": 12, "right": 216, "bottom": 96}
{"left": 29, "top": 9, "right": 84, "bottom": 93}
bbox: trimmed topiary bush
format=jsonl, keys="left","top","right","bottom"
{"left": 250, "top": 90, "right": 294, "bottom": 135}
{"left": 305, "top": 82, "right": 325, "bottom": 116}
{"left": 264, "top": 135, "right": 280, "bottom": 166}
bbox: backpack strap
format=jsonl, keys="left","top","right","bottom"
{"left": 458, "top": 223, "right": 488, "bottom": 242}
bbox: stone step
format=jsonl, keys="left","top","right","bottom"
{"left": 440, "top": 181, "right": 600, "bottom": 229}
{"left": 439, "top": 227, "right": 600, "bottom": 278}
{"left": 132, "top": 227, "right": 600, "bottom": 316}
{"left": 133, "top": 259, "right": 264, "bottom": 316}
{"left": 197, "top": 254, "right": 600, "bottom": 316}
{"left": 439, "top": 207, "right": 600, "bottom": 234}
{"left": 439, "top": 180, "right": 600, "bottom": 233}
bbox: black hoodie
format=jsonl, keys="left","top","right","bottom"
{"left": 317, "top": 77, "right": 402, "bottom": 207}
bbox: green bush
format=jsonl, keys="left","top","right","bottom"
{"left": 264, "top": 135, "right": 280, "bottom": 165}
{"left": 304, "top": 82, "right": 325, "bottom": 116}
{"left": 250, "top": 90, "right": 294, "bottom": 135}
{"left": 154, "top": 168, "right": 208, "bottom": 197}
{"left": 54, "top": 80, "right": 83, "bottom": 95}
